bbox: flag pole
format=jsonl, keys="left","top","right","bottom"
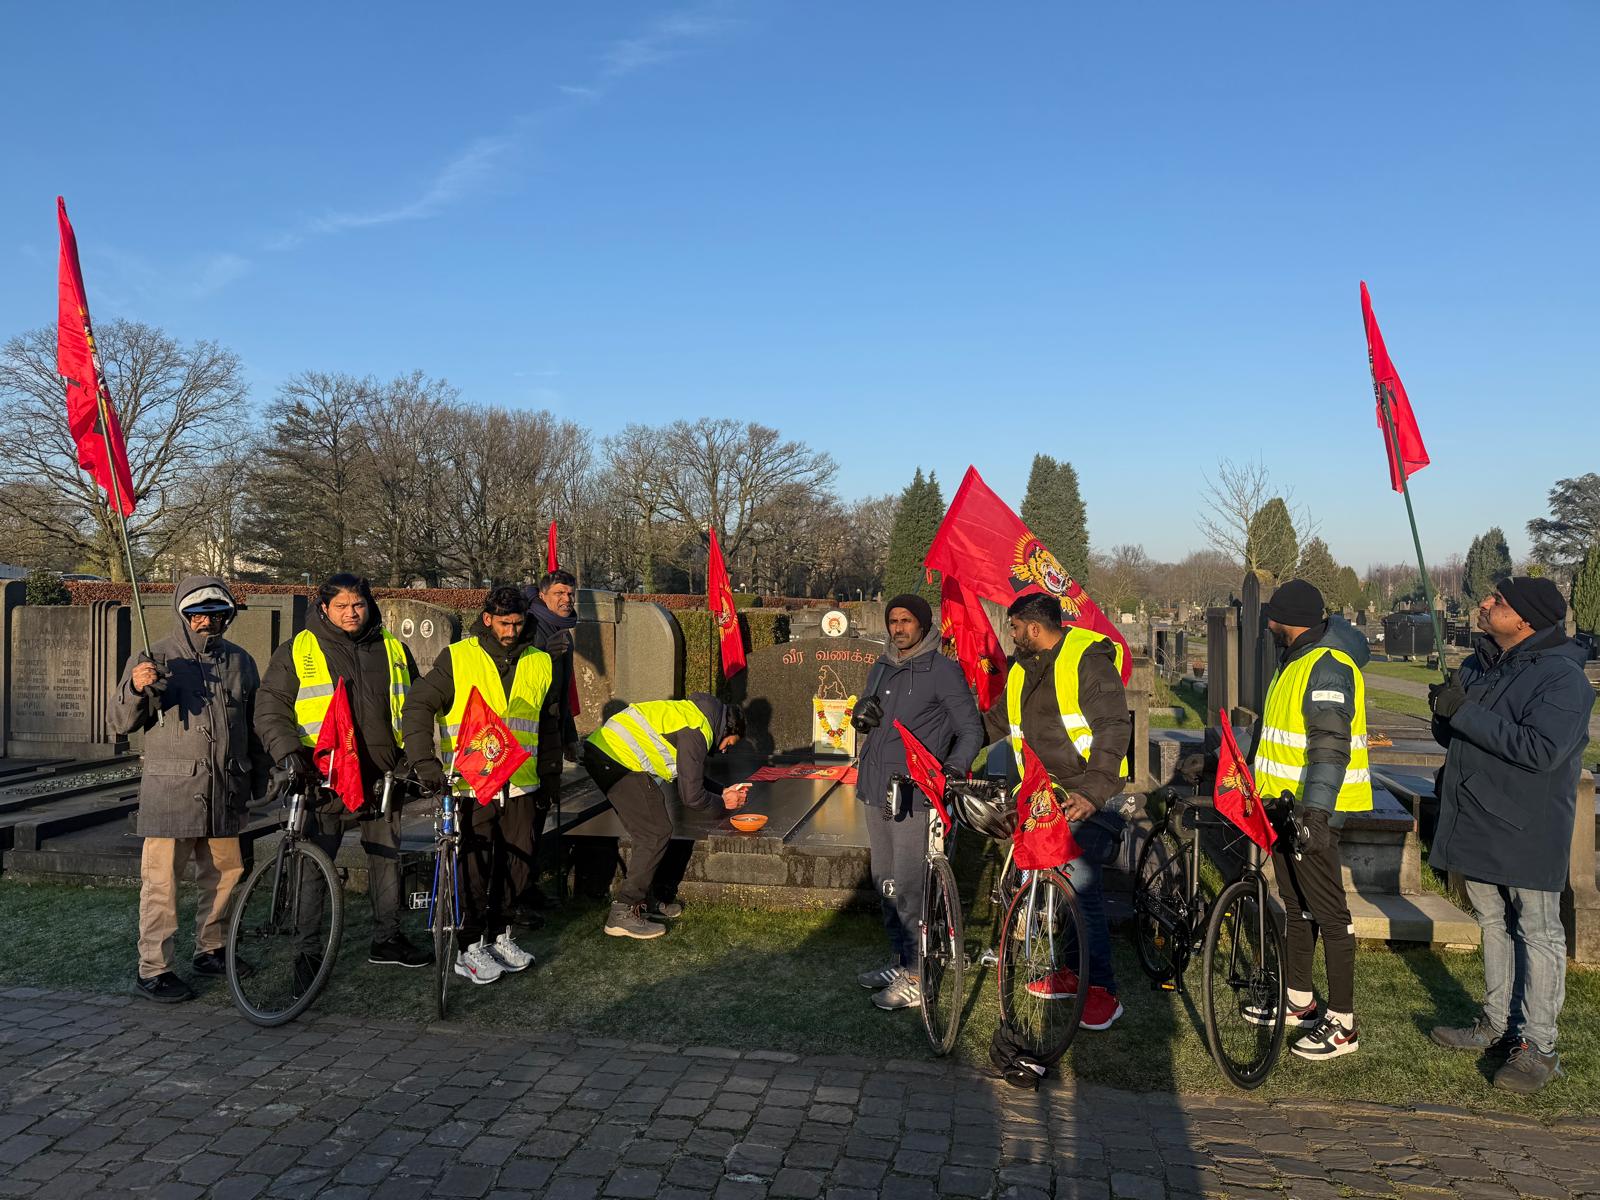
{"left": 1378, "top": 381, "right": 1446, "bottom": 679}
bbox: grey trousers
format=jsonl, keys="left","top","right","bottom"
{"left": 865, "top": 791, "right": 927, "bottom": 970}
{"left": 1464, "top": 877, "right": 1567, "bottom": 1053}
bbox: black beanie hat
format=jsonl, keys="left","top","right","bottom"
{"left": 1497, "top": 576, "right": 1565, "bottom": 631}
{"left": 884, "top": 593, "right": 934, "bottom": 636}
{"left": 1263, "top": 579, "right": 1325, "bottom": 628}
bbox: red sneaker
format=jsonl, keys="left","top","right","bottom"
{"left": 1025, "top": 966, "right": 1079, "bottom": 1000}
{"left": 1080, "top": 986, "right": 1123, "bottom": 1031}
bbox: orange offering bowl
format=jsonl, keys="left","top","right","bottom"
{"left": 729, "top": 813, "right": 768, "bottom": 833}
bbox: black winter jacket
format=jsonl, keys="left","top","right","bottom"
{"left": 1431, "top": 624, "right": 1593, "bottom": 892}
{"left": 856, "top": 629, "right": 983, "bottom": 811}
{"left": 521, "top": 594, "right": 579, "bottom": 765}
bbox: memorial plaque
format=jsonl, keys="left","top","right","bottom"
{"left": 6, "top": 601, "right": 128, "bottom": 756}
{"left": 734, "top": 637, "right": 884, "bottom": 757}
{"left": 382, "top": 598, "right": 459, "bottom": 672}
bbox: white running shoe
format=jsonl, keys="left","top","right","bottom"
{"left": 454, "top": 939, "right": 504, "bottom": 985}
{"left": 489, "top": 931, "right": 534, "bottom": 973}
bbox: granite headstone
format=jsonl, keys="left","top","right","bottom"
{"left": 382, "top": 598, "right": 459, "bottom": 672}
{"left": 733, "top": 636, "right": 885, "bottom": 757}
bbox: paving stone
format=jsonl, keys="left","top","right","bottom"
{"left": 1108, "top": 1172, "right": 1164, "bottom": 1200}
{"left": 605, "top": 1167, "right": 664, "bottom": 1198}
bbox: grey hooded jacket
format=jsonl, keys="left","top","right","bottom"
{"left": 110, "top": 575, "right": 268, "bottom": 837}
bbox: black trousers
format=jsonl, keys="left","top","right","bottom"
{"left": 1271, "top": 823, "right": 1355, "bottom": 1014}
{"left": 582, "top": 743, "right": 672, "bottom": 908}
{"left": 458, "top": 794, "right": 511, "bottom": 946}
{"left": 298, "top": 805, "right": 402, "bottom": 955}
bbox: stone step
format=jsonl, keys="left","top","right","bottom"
{"left": 1346, "top": 891, "right": 1480, "bottom": 947}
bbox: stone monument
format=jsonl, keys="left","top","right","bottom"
{"left": 734, "top": 637, "right": 885, "bottom": 758}
{"left": 382, "top": 597, "right": 459, "bottom": 672}
{"left": 6, "top": 600, "right": 129, "bottom": 759}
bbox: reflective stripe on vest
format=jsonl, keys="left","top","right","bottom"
{"left": 1006, "top": 626, "right": 1130, "bottom": 778}
{"left": 438, "top": 639, "right": 552, "bottom": 798}
{"left": 291, "top": 628, "right": 411, "bottom": 748}
{"left": 586, "top": 699, "right": 713, "bottom": 780}
{"left": 1252, "top": 646, "right": 1373, "bottom": 812}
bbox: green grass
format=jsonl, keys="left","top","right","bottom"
{"left": 3, "top": 864, "right": 1597, "bottom": 1118}
{"left": 1367, "top": 660, "right": 1445, "bottom": 686}
{"left": 1149, "top": 677, "right": 1207, "bottom": 729}
{"left": 1368, "top": 687, "right": 1435, "bottom": 723}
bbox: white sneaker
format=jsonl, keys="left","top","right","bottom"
{"left": 489, "top": 931, "right": 533, "bottom": 973}
{"left": 454, "top": 939, "right": 504, "bottom": 985}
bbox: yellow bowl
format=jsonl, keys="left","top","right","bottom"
{"left": 729, "top": 813, "right": 768, "bottom": 833}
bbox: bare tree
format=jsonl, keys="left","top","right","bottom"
{"left": 0, "top": 320, "right": 247, "bottom": 578}
{"left": 1196, "top": 457, "right": 1318, "bottom": 574}
{"left": 361, "top": 371, "right": 458, "bottom": 585}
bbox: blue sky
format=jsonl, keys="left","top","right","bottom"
{"left": 4, "top": 2, "right": 1594, "bottom": 568}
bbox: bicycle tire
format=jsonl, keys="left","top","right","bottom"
{"left": 1201, "top": 876, "right": 1287, "bottom": 1089}
{"left": 1133, "top": 819, "right": 1189, "bottom": 984}
{"left": 226, "top": 837, "right": 342, "bottom": 1027}
{"left": 432, "top": 846, "right": 459, "bottom": 1020}
{"left": 918, "top": 854, "right": 964, "bottom": 1057}
{"left": 997, "top": 869, "right": 1088, "bottom": 1063}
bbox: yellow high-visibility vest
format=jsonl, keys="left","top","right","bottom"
{"left": 1006, "top": 626, "right": 1130, "bottom": 778}
{"left": 587, "top": 700, "right": 713, "bottom": 779}
{"left": 1252, "top": 647, "right": 1373, "bottom": 812}
{"left": 438, "top": 639, "right": 551, "bottom": 797}
{"left": 292, "top": 628, "right": 411, "bottom": 748}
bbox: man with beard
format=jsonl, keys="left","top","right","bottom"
{"left": 256, "top": 573, "right": 428, "bottom": 972}
{"left": 1247, "top": 579, "right": 1373, "bottom": 1061}
{"left": 516, "top": 569, "right": 581, "bottom": 913}
{"left": 851, "top": 594, "right": 982, "bottom": 1011}
{"left": 112, "top": 576, "right": 268, "bottom": 1002}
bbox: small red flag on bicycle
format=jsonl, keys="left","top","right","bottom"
{"left": 452, "top": 686, "right": 530, "bottom": 806}
{"left": 892, "top": 719, "right": 954, "bottom": 831}
{"left": 57, "top": 197, "right": 136, "bottom": 517}
{"left": 708, "top": 527, "right": 746, "bottom": 677}
{"left": 312, "top": 678, "right": 365, "bottom": 812}
{"left": 939, "top": 575, "right": 1006, "bottom": 712}
{"left": 1013, "top": 741, "right": 1082, "bottom": 869}
{"left": 1213, "top": 720, "right": 1276, "bottom": 850}
{"left": 923, "top": 467, "right": 1130, "bottom": 682}
{"left": 1361, "top": 281, "right": 1429, "bottom": 493}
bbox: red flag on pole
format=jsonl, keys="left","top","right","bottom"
{"left": 892, "top": 718, "right": 955, "bottom": 832}
{"left": 923, "top": 467, "right": 1130, "bottom": 682}
{"left": 1213, "top": 720, "right": 1276, "bottom": 851}
{"left": 546, "top": 520, "right": 559, "bottom": 572}
{"left": 707, "top": 528, "right": 746, "bottom": 677}
{"left": 1360, "top": 281, "right": 1429, "bottom": 492}
{"left": 312, "top": 678, "right": 366, "bottom": 813}
{"left": 56, "top": 198, "right": 135, "bottom": 517}
{"left": 939, "top": 575, "right": 1006, "bottom": 712}
{"left": 451, "top": 686, "right": 531, "bottom": 806}
{"left": 1013, "top": 741, "right": 1082, "bottom": 869}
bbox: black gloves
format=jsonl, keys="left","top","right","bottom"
{"left": 275, "top": 748, "right": 314, "bottom": 783}
{"left": 414, "top": 759, "right": 447, "bottom": 792}
{"left": 1295, "top": 807, "right": 1332, "bottom": 856}
{"left": 851, "top": 695, "right": 884, "bottom": 735}
{"left": 1429, "top": 681, "right": 1468, "bottom": 721}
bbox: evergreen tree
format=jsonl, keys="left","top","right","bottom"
{"left": 1333, "top": 565, "right": 1363, "bottom": 612}
{"left": 883, "top": 468, "right": 944, "bottom": 604}
{"left": 1020, "top": 454, "right": 1090, "bottom": 586}
{"left": 1244, "top": 498, "right": 1299, "bottom": 582}
{"left": 1462, "top": 526, "right": 1514, "bottom": 601}
{"left": 1571, "top": 544, "right": 1600, "bottom": 635}
{"left": 1295, "top": 536, "right": 1340, "bottom": 599}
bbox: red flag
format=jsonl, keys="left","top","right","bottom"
{"left": 546, "top": 520, "right": 559, "bottom": 572}
{"left": 923, "top": 467, "right": 1130, "bottom": 682}
{"left": 56, "top": 198, "right": 135, "bottom": 517}
{"left": 1213, "top": 720, "right": 1276, "bottom": 851}
{"left": 939, "top": 575, "right": 1006, "bottom": 712}
{"left": 707, "top": 528, "right": 746, "bottom": 677}
{"left": 1360, "top": 281, "right": 1429, "bottom": 492}
{"left": 312, "top": 678, "right": 365, "bottom": 813}
{"left": 1014, "top": 741, "right": 1082, "bottom": 869}
{"left": 567, "top": 671, "right": 582, "bottom": 719}
{"left": 892, "top": 719, "right": 954, "bottom": 832}
{"left": 452, "top": 686, "right": 531, "bottom": 806}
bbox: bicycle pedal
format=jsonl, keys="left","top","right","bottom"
{"left": 1157, "top": 980, "right": 1177, "bottom": 992}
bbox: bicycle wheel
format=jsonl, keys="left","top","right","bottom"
{"left": 432, "top": 846, "right": 459, "bottom": 1020}
{"left": 1133, "top": 819, "right": 1189, "bottom": 984}
{"left": 1202, "top": 877, "right": 1287, "bottom": 1089}
{"left": 918, "top": 855, "right": 965, "bottom": 1057}
{"left": 227, "top": 836, "right": 342, "bottom": 1026}
{"left": 997, "top": 869, "right": 1088, "bottom": 1063}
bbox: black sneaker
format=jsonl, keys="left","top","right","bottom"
{"left": 193, "top": 948, "right": 253, "bottom": 978}
{"left": 131, "top": 972, "right": 195, "bottom": 1004}
{"left": 368, "top": 934, "right": 433, "bottom": 969}
{"left": 1291, "top": 1015, "right": 1358, "bottom": 1061}
{"left": 1243, "top": 998, "right": 1318, "bottom": 1029}
{"left": 646, "top": 899, "right": 684, "bottom": 920}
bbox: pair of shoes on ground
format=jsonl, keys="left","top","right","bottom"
{"left": 602, "top": 900, "right": 683, "bottom": 940}
{"left": 1242, "top": 997, "right": 1358, "bottom": 1060}
{"left": 858, "top": 962, "right": 921, "bottom": 1010}
{"left": 368, "top": 933, "right": 433, "bottom": 968}
{"left": 1431, "top": 1015, "right": 1563, "bottom": 1093}
{"left": 132, "top": 949, "right": 254, "bottom": 1003}
{"left": 454, "top": 932, "right": 536, "bottom": 985}
{"left": 1022, "top": 967, "right": 1124, "bottom": 1031}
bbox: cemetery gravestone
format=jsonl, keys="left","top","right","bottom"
{"left": 735, "top": 637, "right": 884, "bottom": 757}
{"left": 7, "top": 600, "right": 129, "bottom": 758}
{"left": 382, "top": 598, "right": 459, "bottom": 672}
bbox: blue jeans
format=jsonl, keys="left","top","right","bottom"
{"left": 1062, "top": 811, "right": 1124, "bottom": 994}
{"left": 1463, "top": 878, "right": 1567, "bottom": 1054}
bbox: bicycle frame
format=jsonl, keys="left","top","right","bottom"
{"left": 262, "top": 786, "right": 309, "bottom": 933}
{"left": 429, "top": 791, "right": 463, "bottom": 932}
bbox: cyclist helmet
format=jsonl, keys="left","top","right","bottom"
{"left": 947, "top": 778, "right": 1015, "bottom": 840}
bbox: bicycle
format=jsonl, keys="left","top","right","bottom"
{"left": 427, "top": 785, "right": 465, "bottom": 1019}
{"left": 1132, "top": 790, "right": 1303, "bottom": 1088}
{"left": 225, "top": 773, "right": 343, "bottom": 1026}
{"left": 886, "top": 774, "right": 963, "bottom": 1057}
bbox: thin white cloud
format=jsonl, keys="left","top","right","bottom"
{"left": 191, "top": 252, "right": 250, "bottom": 297}
{"left": 563, "top": 5, "right": 735, "bottom": 98}
{"left": 306, "top": 134, "right": 515, "bottom": 236}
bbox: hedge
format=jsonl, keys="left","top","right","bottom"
{"left": 675, "top": 609, "right": 790, "bottom": 700}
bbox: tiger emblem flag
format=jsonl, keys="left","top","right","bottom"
{"left": 453, "top": 686, "right": 531, "bottom": 806}
{"left": 1012, "top": 741, "right": 1083, "bottom": 870}
{"left": 1214, "top": 720, "right": 1276, "bottom": 851}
